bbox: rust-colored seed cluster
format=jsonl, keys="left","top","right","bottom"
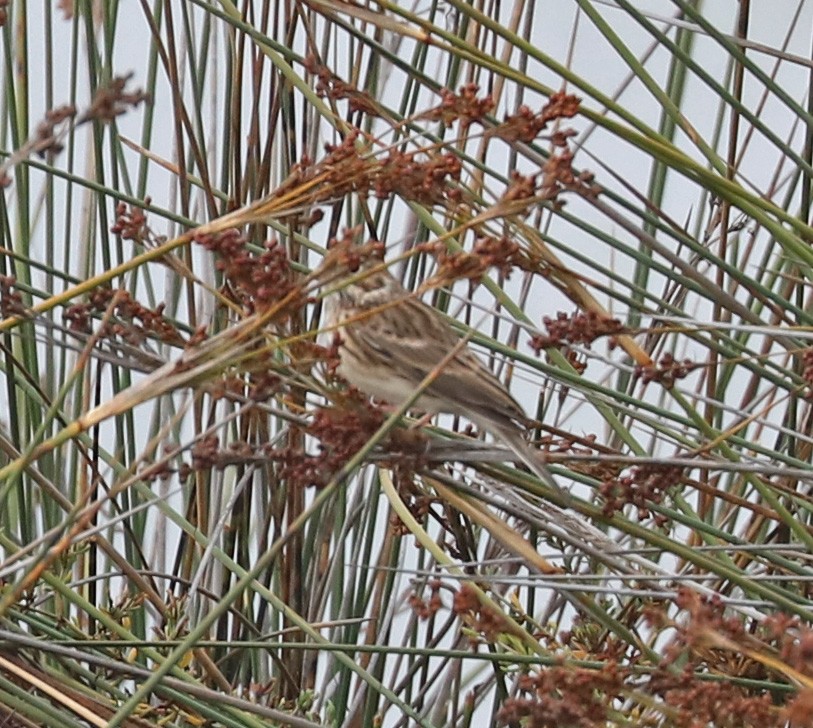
{"left": 530, "top": 310, "right": 624, "bottom": 354}
{"left": 635, "top": 353, "right": 696, "bottom": 388}
{"left": 319, "top": 133, "right": 378, "bottom": 200}
{"left": 0, "top": 275, "right": 26, "bottom": 318}
{"left": 600, "top": 463, "right": 683, "bottom": 519}
{"left": 83, "top": 73, "right": 150, "bottom": 124}
{"left": 420, "top": 83, "right": 496, "bottom": 129}
{"left": 33, "top": 104, "right": 77, "bottom": 157}
{"left": 641, "top": 589, "right": 813, "bottom": 727}
{"left": 215, "top": 87, "right": 586, "bottom": 222}
{"left": 324, "top": 234, "right": 385, "bottom": 276}
{"left": 648, "top": 668, "right": 779, "bottom": 728}
{"left": 289, "top": 131, "right": 464, "bottom": 210}
{"left": 198, "top": 370, "right": 284, "bottom": 403}
{"left": 195, "top": 230, "right": 298, "bottom": 315}
{"left": 245, "top": 370, "right": 283, "bottom": 402}
{"left": 387, "top": 466, "right": 439, "bottom": 536}
{"left": 489, "top": 91, "right": 581, "bottom": 144}
{"left": 304, "top": 54, "right": 381, "bottom": 117}
{"left": 494, "top": 590, "right": 813, "bottom": 727}
{"left": 672, "top": 590, "right": 807, "bottom": 676}
{"left": 498, "top": 152, "right": 597, "bottom": 210}
{"left": 408, "top": 580, "right": 443, "bottom": 620}
{"left": 766, "top": 614, "right": 813, "bottom": 679}
{"left": 180, "top": 434, "right": 257, "bottom": 480}
{"left": 1, "top": 76, "right": 147, "bottom": 190}
{"left": 320, "top": 134, "right": 368, "bottom": 188}
{"left": 538, "top": 148, "right": 598, "bottom": 201}
{"left": 431, "top": 249, "right": 501, "bottom": 284}
{"left": 452, "top": 585, "right": 511, "bottom": 644}
{"left": 674, "top": 589, "right": 746, "bottom": 650}
{"left": 536, "top": 431, "right": 623, "bottom": 480}
{"left": 422, "top": 234, "right": 523, "bottom": 283}
{"left": 180, "top": 397, "right": 388, "bottom": 488}
{"left": 182, "top": 432, "right": 279, "bottom": 475}
{"left": 472, "top": 235, "right": 523, "bottom": 275}
{"left": 500, "top": 170, "right": 538, "bottom": 203}
{"left": 498, "top": 663, "right": 625, "bottom": 727}
{"left": 296, "top": 402, "right": 386, "bottom": 488}
{"left": 372, "top": 148, "right": 462, "bottom": 205}
{"left": 64, "top": 288, "right": 185, "bottom": 346}
{"left": 111, "top": 199, "right": 152, "bottom": 244}
{"left": 189, "top": 434, "right": 231, "bottom": 472}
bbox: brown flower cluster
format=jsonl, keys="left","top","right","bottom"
{"left": 0, "top": 275, "right": 26, "bottom": 318}
{"left": 498, "top": 590, "right": 812, "bottom": 728}
{"left": 33, "top": 104, "right": 77, "bottom": 158}
{"left": 208, "top": 87, "right": 588, "bottom": 225}
{"left": 187, "top": 434, "right": 256, "bottom": 472}
{"left": 763, "top": 612, "right": 813, "bottom": 680}
{"left": 194, "top": 230, "right": 299, "bottom": 316}
{"left": 0, "top": 103, "right": 79, "bottom": 187}
{"left": 642, "top": 589, "right": 811, "bottom": 727}
{"left": 497, "top": 663, "right": 625, "bottom": 728}
{"left": 669, "top": 589, "right": 749, "bottom": 660}
{"left": 472, "top": 234, "right": 524, "bottom": 275}
{"left": 244, "top": 369, "right": 283, "bottom": 402}
{"left": 319, "top": 134, "right": 369, "bottom": 191}
{"left": 453, "top": 585, "right": 512, "bottom": 644}
{"left": 648, "top": 667, "right": 779, "bottom": 728}
{"left": 497, "top": 150, "right": 597, "bottom": 213}
{"left": 187, "top": 370, "right": 284, "bottom": 403}
{"left": 489, "top": 91, "right": 581, "bottom": 144}
{"left": 324, "top": 232, "right": 385, "bottom": 277}
{"left": 420, "top": 83, "right": 496, "bottom": 129}
{"left": 423, "top": 234, "right": 523, "bottom": 283}
{"left": 530, "top": 310, "right": 624, "bottom": 354}
{"left": 111, "top": 199, "right": 159, "bottom": 246}
{"left": 82, "top": 73, "right": 150, "bottom": 124}
{"left": 296, "top": 401, "right": 386, "bottom": 488}
{"left": 501, "top": 170, "right": 538, "bottom": 204}
{"left": 289, "top": 131, "right": 463, "bottom": 210}
{"left": 179, "top": 391, "right": 388, "bottom": 487}
{"left": 372, "top": 148, "right": 462, "bottom": 205}
{"left": 386, "top": 463, "right": 441, "bottom": 537}
{"left": 600, "top": 463, "right": 683, "bottom": 519}
{"left": 539, "top": 148, "right": 598, "bottom": 201}
{"left": 536, "top": 430, "right": 622, "bottom": 480}
{"left": 303, "top": 55, "right": 380, "bottom": 117}
{"left": 64, "top": 287, "right": 185, "bottom": 346}
{"left": 408, "top": 579, "right": 443, "bottom": 620}
{"left": 0, "top": 76, "right": 147, "bottom": 189}
{"left": 636, "top": 352, "right": 696, "bottom": 389}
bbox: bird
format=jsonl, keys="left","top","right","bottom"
{"left": 317, "top": 242, "right": 568, "bottom": 504}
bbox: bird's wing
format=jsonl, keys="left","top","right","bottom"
{"left": 354, "top": 298, "right": 527, "bottom": 427}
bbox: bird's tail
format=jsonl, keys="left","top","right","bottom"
{"left": 493, "top": 426, "right": 573, "bottom": 509}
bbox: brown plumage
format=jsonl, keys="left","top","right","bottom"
{"left": 319, "top": 249, "right": 566, "bottom": 502}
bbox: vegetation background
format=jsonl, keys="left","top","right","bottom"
{"left": 0, "top": 1, "right": 812, "bottom": 726}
